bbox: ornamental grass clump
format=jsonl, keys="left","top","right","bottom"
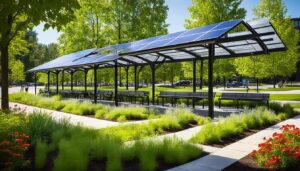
{"left": 104, "top": 106, "right": 149, "bottom": 121}
{"left": 190, "top": 107, "right": 280, "bottom": 144}
{"left": 252, "top": 124, "right": 300, "bottom": 170}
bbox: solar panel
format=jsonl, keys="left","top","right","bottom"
{"left": 120, "top": 19, "right": 242, "bottom": 55}
{"left": 28, "top": 18, "right": 286, "bottom": 73}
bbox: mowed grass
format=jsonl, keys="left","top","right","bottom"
{"left": 290, "top": 103, "right": 300, "bottom": 109}
{"left": 270, "top": 94, "right": 300, "bottom": 101}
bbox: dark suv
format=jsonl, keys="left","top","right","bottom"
{"left": 173, "top": 80, "right": 191, "bottom": 87}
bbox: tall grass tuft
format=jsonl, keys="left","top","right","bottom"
{"left": 190, "top": 107, "right": 280, "bottom": 144}
{"left": 35, "top": 140, "right": 49, "bottom": 169}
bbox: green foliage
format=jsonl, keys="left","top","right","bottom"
{"left": 190, "top": 107, "right": 280, "bottom": 144}
{"left": 26, "top": 112, "right": 71, "bottom": 145}
{"left": 102, "top": 106, "right": 149, "bottom": 121}
{"left": 103, "top": 108, "right": 210, "bottom": 142}
{"left": 35, "top": 140, "right": 49, "bottom": 169}
{"left": 0, "top": 110, "right": 27, "bottom": 140}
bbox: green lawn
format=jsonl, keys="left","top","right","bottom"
{"left": 226, "top": 86, "right": 300, "bottom": 92}
{"left": 270, "top": 94, "right": 300, "bottom": 101}
{"left": 289, "top": 103, "right": 300, "bottom": 108}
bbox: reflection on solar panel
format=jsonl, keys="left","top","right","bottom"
{"left": 28, "top": 18, "right": 286, "bottom": 72}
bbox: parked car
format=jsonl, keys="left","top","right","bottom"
{"left": 227, "top": 81, "right": 242, "bottom": 87}
{"left": 173, "top": 80, "right": 191, "bottom": 87}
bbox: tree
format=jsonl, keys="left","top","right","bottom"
{"left": 0, "top": 0, "right": 79, "bottom": 109}
{"left": 185, "top": 0, "right": 246, "bottom": 28}
{"left": 185, "top": 0, "right": 246, "bottom": 86}
{"left": 59, "top": 0, "right": 169, "bottom": 53}
{"left": 10, "top": 60, "right": 25, "bottom": 83}
{"left": 253, "top": 0, "right": 299, "bottom": 87}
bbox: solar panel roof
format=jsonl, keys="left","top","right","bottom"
{"left": 28, "top": 18, "right": 286, "bottom": 72}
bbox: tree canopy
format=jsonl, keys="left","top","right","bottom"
{"left": 0, "top": 0, "right": 79, "bottom": 109}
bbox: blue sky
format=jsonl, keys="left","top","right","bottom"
{"left": 35, "top": 0, "right": 300, "bottom": 45}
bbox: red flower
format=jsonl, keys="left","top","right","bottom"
{"left": 14, "top": 153, "right": 23, "bottom": 157}
{"left": 21, "top": 134, "right": 29, "bottom": 139}
{"left": 0, "top": 140, "right": 10, "bottom": 146}
{"left": 16, "top": 139, "right": 24, "bottom": 143}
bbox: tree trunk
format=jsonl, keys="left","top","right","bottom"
{"left": 1, "top": 45, "right": 9, "bottom": 110}
{"left": 273, "top": 76, "right": 276, "bottom": 88}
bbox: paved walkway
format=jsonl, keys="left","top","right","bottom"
{"left": 167, "top": 114, "right": 300, "bottom": 171}
{"left": 8, "top": 102, "right": 149, "bottom": 129}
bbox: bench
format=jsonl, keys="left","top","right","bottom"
{"left": 218, "top": 93, "right": 270, "bottom": 108}
{"left": 118, "top": 91, "right": 150, "bottom": 105}
{"left": 86, "top": 90, "right": 114, "bottom": 100}
{"left": 157, "top": 91, "right": 215, "bottom": 108}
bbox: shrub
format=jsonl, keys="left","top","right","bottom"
{"left": 190, "top": 107, "right": 280, "bottom": 144}
{"left": 252, "top": 124, "right": 300, "bottom": 170}
{"left": 0, "top": 132, "right": 30, "bottom": 170}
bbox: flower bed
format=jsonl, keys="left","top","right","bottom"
{"left": 251, "top": 124, "right": 300, "bottom": 170}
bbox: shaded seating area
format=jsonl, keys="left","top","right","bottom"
{"left": 28, "top": 18, "right": 286, "bottom": 118}
{"left": 157, "top": 92, "right": 215, "bottom": 108}
{"left": 218, "top": 93, "right": 270, "bottom": 109}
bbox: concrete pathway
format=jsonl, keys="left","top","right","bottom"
{"left": 8, "top": 102, "right": 151, "bottom": 129}
{"left": 9, "top": 102, "right": 119, "bottom": 129}
{"left": 167, "top": 114, "right": 300, "bottom": 171}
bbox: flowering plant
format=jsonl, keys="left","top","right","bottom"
{"left": 0, "top": 131, "right": 31, "bottom": 169}
{"left": 252, "top": 124, "right": 300, "bottom": 170}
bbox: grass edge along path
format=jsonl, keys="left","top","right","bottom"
{"left": 189, "top": 104, "right": 296, "bottom": 145}
{"left": 9, "top": 92, "right": 160, "bottom": 122}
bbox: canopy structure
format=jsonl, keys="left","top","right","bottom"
{"left": 28, "top": 18, "right": 287, "bottom": 118}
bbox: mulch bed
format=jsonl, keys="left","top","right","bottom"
{"left": 223, "top": 153, "right": 300, "bottom": 171}
{"left": 88, "top": 152, "right": 209, "bottom": 171}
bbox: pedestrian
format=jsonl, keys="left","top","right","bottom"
{"left": 246, "top": 80, "right": 250, "bottom": 92}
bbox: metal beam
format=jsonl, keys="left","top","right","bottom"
{"left": 217, "top": 43, "right": 235, "bottom": 55}
{"left": 47, "top": 71, "right": 50, "bottom": 92}
{"left": 218, "top": 32, "right": 274, "bottom": 44}
{"left": 208, "top": 44, "right": 215, "bottom": 118}
{"left": 93, "top": 65, "right": 98, "bottom": 104}
{"left": 156, "top": 52, "right": 174, "bottom": 61}
{"left": 133, "top": 55, "right": 153, "bottom": 64}
{"left": 134, "top": 65, "right": 138, "bottom": 91}
{"left": 200, "top": 60, "right": 203, "bottom": 89}
{"left": 56, "top": 71, "right": 59, "bottom": 95}
{"left": 34, "top": 72, "right": 37, "bottom": 94}
{"left": 151, "top": 63, "right": 156, "bottom": 105}
{"left": 178, "top": 48, "right": 202, "bottom": 59}
{"left": 114, "top": 60, "right": 119, "bottom": 106}
{"left": 70, "top": 71, "right": 74, "bottom": 91}
{"left": 192, "top": 59, "right": 196, "bottom": 108}
{"left": 242, "top": 22, "right": 269, "bottom": 54}
{"left": 61, "top": 70, "right": 64, "bottom": 90}
{"left": 125, "top": 66, "right": 129, "bottom": 90}
{"left": 84, "top": 69, "right": 88, "bottom": 95}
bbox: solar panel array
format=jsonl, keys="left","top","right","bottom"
{"left": 28, "top": 18, "right": 286, "bottom": 72}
